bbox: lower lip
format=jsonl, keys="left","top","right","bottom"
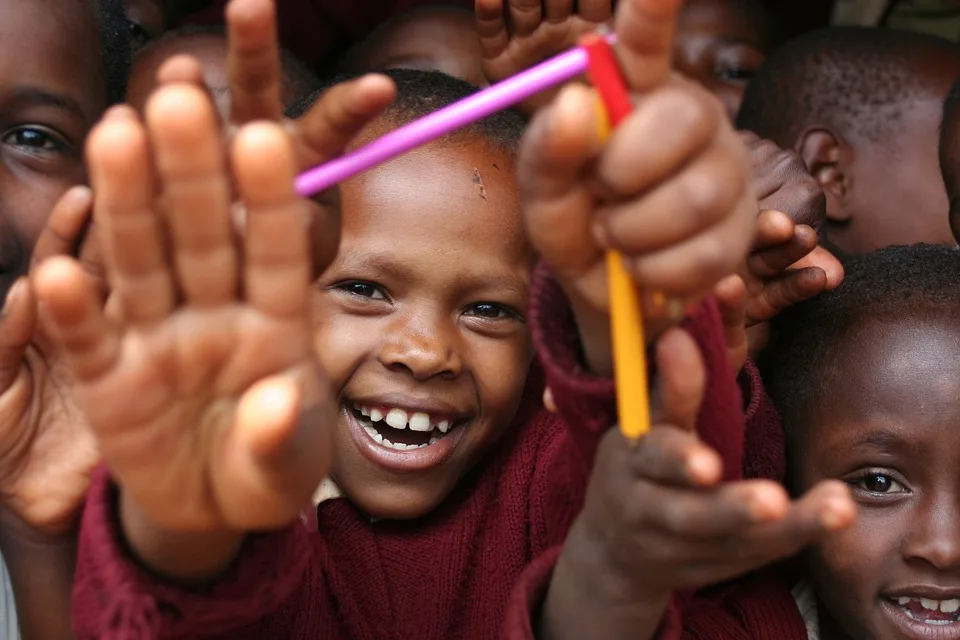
{"left": 880, "top": 599, "right": 960, "bottom": 639}
{"left": 343, "top": 405, "right": 467, "bottom": 473}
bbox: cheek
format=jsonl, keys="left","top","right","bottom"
{"left": 310, "top": 300, "right": 375, "bottom": 391}
{"left": 466, "top": 333, "right": 532, "bottom": 422}
{"left": 0, "top": 170, "right": 78, "bottom": 250}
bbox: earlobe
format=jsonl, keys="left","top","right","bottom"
{"left": 798, "top": 129, "right": 852, "bottom": 223}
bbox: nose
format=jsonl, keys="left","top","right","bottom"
{"left": 902, "top": 495, "right": 960, "bottom": 572}
{"left": 377, "top": 308, "right": 462, "bottom": 381}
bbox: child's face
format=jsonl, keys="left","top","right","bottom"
{"left": 0, "top": 0, "right": 106, "bottom": 298}
{"left": 127, "top": 35, "right": 231, "bottom": 119}
{"left": 793, "top": 316, "right": 960, "bottom": 638}
{"left": 834, "top": 67, "right": 959, "bottom": 255}
{"left": 312, "top": 135, "right": 535, "bottom": 519}
{"left": 348, "top": 9, "right": 486, "bottom": 88}
{"left": 673, "top": 0, "right": 771, "bottom": 121}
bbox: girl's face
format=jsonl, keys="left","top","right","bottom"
{"left": 312, "top": 135, "right": 535, "bottom": 520}
{"left": 793, "top": 316, "right": 960, "bottom": 639}
{"left": 673, "top": 0, "right": 772, "bottom": 121}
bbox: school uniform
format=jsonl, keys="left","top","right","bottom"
{"left": 71, "top": 265, "right": 777, "bottom": 640}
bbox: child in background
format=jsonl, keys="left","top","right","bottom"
{"left": 938, "top": 74, "right": 960, "bottom": 243}
{"left": 36, "top": 1, "right": 846, "bottom": 638}
{"left": 737, "top": 26, "right": 960, "bottom": 257}
{"left": 339, "top": 5, "right": 487, "bottom": 87}
{"left": 674, "top": 0, "right": 778, "bottom": 121}
{"left": 615, "top": 244, "right": 960, "bottom": 640}
{"left": 126, "top": 25, "right": 319, "bottom": 118}
{"left": 0, "top": 2, "right": 130, "bottom": 637}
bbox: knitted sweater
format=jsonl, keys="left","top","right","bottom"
{"left": 70, "top": 265, "right": 760, "bottom": 640}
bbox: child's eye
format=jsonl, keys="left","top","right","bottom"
{"left": 336, "top": 281, "right": 387, "bottom": 300}
{"left": 715, "top": 66, "right": 755, "bottom": 82}
{"left": 464, "top": 302, "right": 521, "bottom": 321}
{"left": 3, "top": 127, "right": 67, "bottom": 154}
{"left": 126, "top": 20, "right": 150, "bottom": 49}
{"left": 855, "top": 472, "right": 907, "bottom": 495}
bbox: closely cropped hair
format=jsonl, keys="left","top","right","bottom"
{"left": 939, "top": 73, "right": 960, "bottom": 199}
{"left": 95, "top": 0, "right": 133, "bottom": 105}
{"left": 761, "top": 244, "right": 960, "bottom": 444}
{"left": 737, "top": 27, "right": 960, "bottom": 146}
{"left": 288, "top": 69, "right": 526, "bottom": 155}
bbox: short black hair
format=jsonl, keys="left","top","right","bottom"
{"left": 939, "top": 74, "right": 960, "bottom": 202}
{"left": 94, "top": 0, "right": 133, "bottom": 106}
{"left": 135, "top": 24, "right": 320, "bottom": 105}
{"left": 288, "top": 68, "right": 526, "bottom": 156}
{"left": 760, "top": 244, "right": 960, "bottom": 445}
{"left": 737, "top": 26, "right": 960, "bottom": 147}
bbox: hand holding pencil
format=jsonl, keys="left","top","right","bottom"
{"left": 517, "top": 0, "right": 758, "bottom": 393}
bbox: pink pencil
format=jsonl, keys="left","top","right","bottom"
{"left": 294, "top": 34, "right": 616, "bottom": 197}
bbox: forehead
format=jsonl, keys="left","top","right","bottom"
{"left": 338, "top": 140, "right": 528, "bottom": 265}
{"left": 0, "top": 0, "right": 105, "bottom": 116}
{"left": 679, "top": 0, "right": 770, "bottom": 43}
{"left": 129, "top": 35, "right": 229, "bottom": 109}
{"left": 811, "top": 317, "right": 960, "bottom": 437}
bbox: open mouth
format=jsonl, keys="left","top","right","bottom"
{"left": 348, "top": 404, "right": 466, "bottom": 451}
{"left": 889, "top": 597, "right": 960, "bottom": 625}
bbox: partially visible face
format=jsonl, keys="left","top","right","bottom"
{"left": 122, "top": 0, "right": 167, "bottom": 49}
{"left": 940, "top": 108, "right": 960, "bottom": 244}
{"left": 312, "top": 134, "right": 535, "bottom": 519}
{"left": 793, "top": 316, "right": 960, "bottom": 640}
{"left": 127, "top": 33, "right": 230, "bottom": 118}
{"left": 0, "top": 0, "right": 106, "bottom": 300}
{"left": 673, "top": 0, "right": 772, "bottom": 121}
{"left": 347, "top": 8, "right": 486, "bottom": 88}
{"left": 838, "top": 65, "right": 960, "bottom": 255}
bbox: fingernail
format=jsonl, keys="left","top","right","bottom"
{"left": 2, "top": 279, "right": 25, "bottom": 316}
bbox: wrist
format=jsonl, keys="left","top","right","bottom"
{"left": 119, "top": 490, "right": 244, "bottom": 583}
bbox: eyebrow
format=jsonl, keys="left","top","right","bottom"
{"left": 8, "top": 86, "right": 88, "bottom": 123}
{"left": 848, "top": 429, "right": 912, "bottom": 453}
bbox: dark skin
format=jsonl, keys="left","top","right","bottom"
{"left": 673, "top": 0, "right": 773, "bottom": 122}
{"left": 342, "top": 8, "right": 487, "bottom": 88}
{"left": 0, "top": 1, "right": 109, "bottom": 635}
{"left": 0, "top": 0, "right": 105, "bottom": 303}
{"left": 802, "top": 59, "right": 960, "bottom": 256}
{"left": 316, "top": 135, "right": 536, "bottom": 520}
{"left": 939, "top": 107, "right": 960, "bottom": 244}
{"left": 791, "top": 316, "right": 960, "bottom": 640}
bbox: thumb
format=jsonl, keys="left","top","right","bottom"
{"left": 613, "top": 0, "right": 683, "bottom": 92}
{"left": 0, "top": 279, "right": 36, "bottom": 391}
{"left": 653, "top": 327, "right": 705, "bottom": 434}
{"left": 518, "top": 83, "right": 604, "bottom": 273}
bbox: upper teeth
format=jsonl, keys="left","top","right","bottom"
{"left": 356, "top": 405, "right": 452, "bottom": 434}
{"left": 897, "top": 597, "right": 960, "bottom": 614}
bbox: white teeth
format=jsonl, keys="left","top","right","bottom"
{"left": 921, "top": 598, "right": 939, "bottom": 611}
{"left": 436, "top": 420, "right": 450, "bottom": 433}
{"left": 385, "top": 408, "right": 408, "bottom": 429}
{"left": 363, "top": 425, "right": 383, "bottom": 444}
{"left": 899, "top": 597, "right": 911, "bottom": 606}
{"left": 429, "top": 436, "right": 439, "bottom": 445}
{"left": 409, "top": 412, "right": 431, "bottom": 432}
{"left": 369, "top": 408, "right": 384, "bottom": 422}
{"left": 942, "top": 599, "right": 960, "bottom": 613}
{"left": 358, "top": 406, "right": 371, "bottom": 417}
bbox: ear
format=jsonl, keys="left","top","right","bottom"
{"left": 798, "top": 129, "right": 852, "bottom": 224}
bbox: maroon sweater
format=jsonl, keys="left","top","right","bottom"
{"left": 71, "top": 266, "right": 769, "bottom": 640}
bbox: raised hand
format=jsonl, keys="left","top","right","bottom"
{"left": 34, "top": 86, "right": 342, "bottom": 580}
{"left": 476, "top": 0, "right": 613, "bottom": 115}
{"left": 541, "top": 328, "right": 856, "bottom": 640}
{"left": 0, "top": 186, "right": 98, "bottom": 538}
{"left": 519, "top": 0, "right": 757, "bottom": 375}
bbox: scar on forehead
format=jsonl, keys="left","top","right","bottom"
{"left": 472, "top": 167, "right": 487, "bottom": 200}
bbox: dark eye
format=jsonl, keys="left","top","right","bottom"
{"left": 126, "top": 20, "right": 150, "bottom": 49}
{"left": 2, "top": 127, "right": 66, "bottom": 153}
{"left": 337, "top": 281, "right": 387, "bottom": 300}
{"left": 855, "top": 472, "right": 906, "bottom": 494}
{"left": 715, "top": 66, "right": 755, "bottom": 82}
{"left": 464, "top": 302, "right": 519, "bottom": 320}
